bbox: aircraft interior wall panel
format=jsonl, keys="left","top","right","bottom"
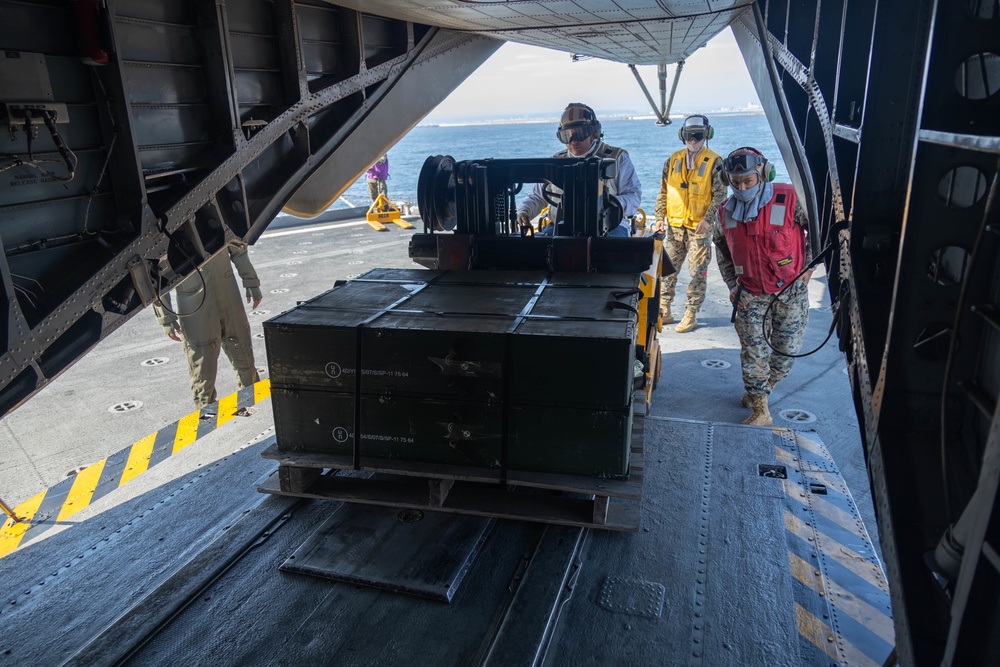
{"left": 0, "top": 1, "right": 77, "bottom": 55}
{"left": 229, "top": 33, "right": 283, "bottom": 72}
{"left": 233, "top": 71, "right": 284, "bottom": 109}
{"left": 225, "top": 0, "right": 277, "bottom": 33}
{"left": 832, "top": 0, "right": 875, "bottom": 129}
{"left": 113, "top": 15, "right": 203, "bottom": 67}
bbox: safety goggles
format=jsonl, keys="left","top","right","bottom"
{"left": 682, "top": 130, "right": 706, "bottom": 142}
{"left": 557, "top": 125, "right": 593, "bottom": 144}
{"left": 723, "top": 150, "right": 765, "bottom": 175}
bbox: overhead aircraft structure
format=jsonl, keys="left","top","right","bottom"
{"left": 0, "top": 1, "right": 997, "bottom": 665}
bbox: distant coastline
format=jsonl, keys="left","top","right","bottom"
{"left": 422, "top": 105, "right": 764, "bottom": 128}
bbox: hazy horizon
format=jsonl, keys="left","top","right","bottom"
{"left": 423, "top": 29, "right": 760, "bottom": 124}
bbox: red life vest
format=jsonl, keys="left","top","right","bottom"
{"left": 719, "top": 183, "right": 804, "bottom": 295}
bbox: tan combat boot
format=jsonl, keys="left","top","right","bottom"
{"left": 741, "top": 394, "right": 773, "bottom": 426}
{"left": 660, "top": 301, "right": 674, "bottom": 325}
{"left": 741, "top": 378, "right": 777, "bottom": 407}
{"left": 675, "top": 310, "right": 698, "bottom": 333}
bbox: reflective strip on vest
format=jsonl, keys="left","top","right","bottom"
{"left": 770, "top": 203, "right": 787, "bottom": 226}
{"left": 697, "top": 158, "right": 709, "bottom": 177}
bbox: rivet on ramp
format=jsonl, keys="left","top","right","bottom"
{"left": 254, "top": 333, "right": 265, "bottom": 339}
{"left": 250, "top": 310, "right": 270, "bottom": 316}
{"left": 700, "top": 359, "right": 731, "bottom": 369}
{"left": 108, "top": 401, "right": 143, "bottom": 413}
{"left": 270, "top": 288, "right": 289, "bottom": 294}
{"left": 397, "top": 509, "right": 424, "bottom": 523}
{"left": 348, "top": 261, "right": 364, "bottom": 265}
{"left": 140, "top": 357, "right": 169, "bottom": 367}
{"left": 279, "top": 273, "right": 298, "bottom": 278}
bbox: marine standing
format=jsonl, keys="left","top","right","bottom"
{"left": 366, "top": 155, "right": 389, "bottom": 204}
{"left": 517, "top": 103, "right": 641, "bottom": 237}
{"left": 154, "top": 240, "right": 264, "bottom": 409}
{"left": 713, "top": 147, "right": 813, "bottom": 426}
{"left": 654, "top": 114, "right": 726, "bottom": 333}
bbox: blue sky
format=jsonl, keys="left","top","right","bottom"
{"left": 424, "top": 28, "right": 761, "bottom": 122}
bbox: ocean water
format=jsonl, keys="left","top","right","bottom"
{"left": 338, "top": 114, "right": 782, "bottom": 218}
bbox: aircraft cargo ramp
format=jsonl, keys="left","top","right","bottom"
{"left": 0, "top": 404, "right": 890, "bottom": 667}
{"left": 0, "top": 217, "right": 887, "bottom": 665}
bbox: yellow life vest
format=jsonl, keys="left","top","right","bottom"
{"left": 665, "top": 146, "right": 721, "bottom": 230}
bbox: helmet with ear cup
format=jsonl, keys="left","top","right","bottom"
{"left": 720, "top": 146, "right": 775, "bottom": 186}
{"left": 678, "top": 114, "right": 714, "bottom": 142}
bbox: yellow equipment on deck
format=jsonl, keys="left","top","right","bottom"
{"left": 366, "top": 194, "right": 414, "bottom": 231}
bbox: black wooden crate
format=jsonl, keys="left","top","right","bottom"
{"left": 270, "top": 384, "right": 632, "bottom": 479}
{"left": 264, "top": 269, "right": 639, "bottom": 410}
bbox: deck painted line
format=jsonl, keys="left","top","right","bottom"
{"left": 0, "top": 379, "right": 271, "bottom": 558}
{"left": 775, "top": 429, "right": 893, "bottom": 667}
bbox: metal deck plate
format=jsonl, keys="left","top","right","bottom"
{"left": 279, "top": 502, "right": 493, "bottom": 602}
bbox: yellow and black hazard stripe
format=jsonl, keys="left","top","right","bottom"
{"left": 772, "top": 428, "right": 894, "bottom": 667}
{"left": 0, "top": 379, "right": 271, "bottom": 559}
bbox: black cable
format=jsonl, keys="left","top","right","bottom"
{"left": 40, "top": 110, "right": 76, "bottom": 179}
{"left": 757, "top": 241, "right": 840, "bottom": 358}
{"left": 152, "top": 220, "right": 208, "bottom": 319}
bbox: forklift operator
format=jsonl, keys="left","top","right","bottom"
{"left": 516, "top": 103, "right": 641, "bottom": 237}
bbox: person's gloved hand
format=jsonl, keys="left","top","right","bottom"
{"left": 246, "top": 287, "right": 263, "bottom": 310}
{"left": 162, "top": 322, "right": 182, "bottom": 341}
{"left": 516, "top": 211, "right": 531, "bottom": 230}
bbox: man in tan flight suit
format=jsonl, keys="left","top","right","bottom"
{"left": 154, "top": 240, "right": 263, "bottom": 408}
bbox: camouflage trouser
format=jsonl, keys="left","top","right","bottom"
{"left": 734, "top": 279, "right": 810, "bottom": 396}
{"left": 367, "top": 178, "right": 387, "bottom": 202}
{"left": 660, "top": 225, "right": 712, "bottom": 314}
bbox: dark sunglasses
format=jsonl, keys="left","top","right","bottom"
{"left": 683, "top": 131, "right": 706, "bottom": 142}
{"left": 557, "top": 126, "right": 592, "bottom": 144}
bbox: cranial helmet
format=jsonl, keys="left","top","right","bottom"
{"left": 678, "top": 114, "right": 714, "bottom": 142}
{"left": 556, "top": 103, "right": 602, "bottom": 144}
{"left": 721, "top": 146, "right": 776, "bottom": 185}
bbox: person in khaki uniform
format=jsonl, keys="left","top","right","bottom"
{"left": 154, "top": 240, "right": 263, "bottom": 408}
{"left": 654, "top": 114, "right": 726, "bottom": 333}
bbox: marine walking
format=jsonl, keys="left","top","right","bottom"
{"left": 713, "top": 147, "right": 813, "bottom": 426}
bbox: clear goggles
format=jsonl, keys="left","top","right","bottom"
{"left": 723, "top": 151, "right": 765, "bottom": 175}
{"left": 682, "top": 130, "right": 706, "bottom": 142}
{"left": 556, "top": 124, "right": 593, "bottom": 144}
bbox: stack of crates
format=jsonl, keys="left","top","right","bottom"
{"left": 263, "top": 268, "right": 639, "bottom": 479}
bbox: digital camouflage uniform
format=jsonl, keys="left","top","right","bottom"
{"left": 655, "top": 153, "right": 727, "bottom": 316}
{"left": 154, "top": 241, "right": 262, "bottom": 408}
{"left": 714, "top": 199, "right": 812, "bottom": 398}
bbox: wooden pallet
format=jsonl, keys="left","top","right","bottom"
{"left": 259, "top": 412, "right": 645, "bottom": 531}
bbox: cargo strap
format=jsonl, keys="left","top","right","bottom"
{"left": 606, "top": 288, "right": 642, "bottom": 316}
{"left": 497, "top": 275, "right": 554, "bottom": 485}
